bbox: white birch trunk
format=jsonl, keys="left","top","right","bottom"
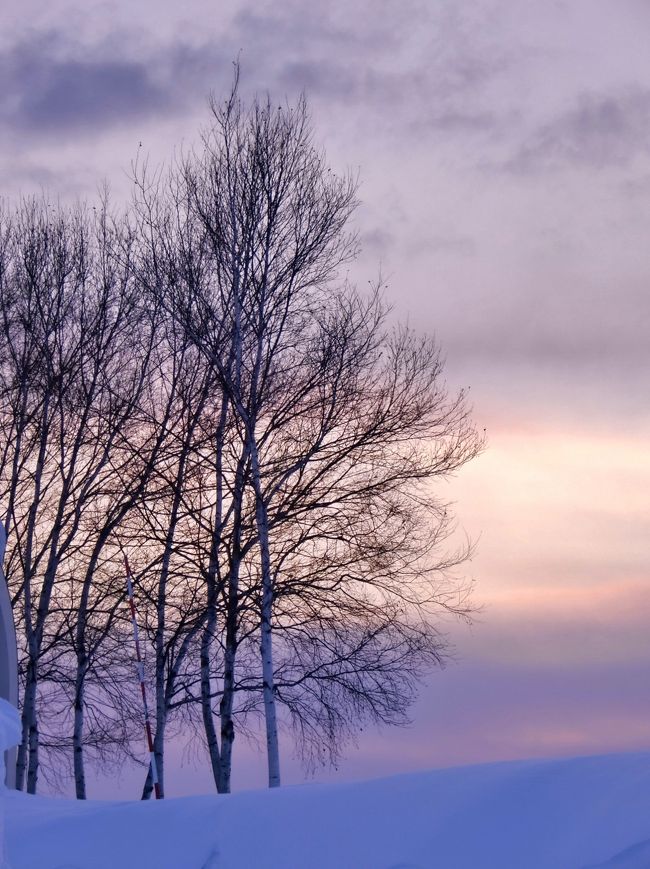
{"left": 16, "top": 390, "right": 51, "bottom": 793}
{"left": 199, "top": 550, "right": 222, "bottom": 789}
{"left": 249, "top": 439, "right": 281, "bottom": 788}
{"left": 72, "top": 677, "right": 85, "bottom": 798}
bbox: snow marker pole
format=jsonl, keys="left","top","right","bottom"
{"left": 124, "top": 555, "right": 161, "bottom": 799}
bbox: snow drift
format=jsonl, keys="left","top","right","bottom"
{"left": 0, "top": 699, "right": 20, "bottom": 869}
{"left": 5, "top": 751, "right": 650, "bottom": 868}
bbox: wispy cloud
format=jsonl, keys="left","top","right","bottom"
{"left": 0, "top": 2, "right": 513, "bottom": 146}
{"left": 507, "top": 87, "right": 650, "bottom": 171}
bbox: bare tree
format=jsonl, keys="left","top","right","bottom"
{"left": 0, "top": 198, "right": 158, "bottom": 793}
{"left": 131, "top": 332, "right": 219, "bottom": 799}
{"left": 0, "top": 73, "right": 482, "bottom": 799}
{"left": 134, "top": 72, "right": 481, "bottom": 791}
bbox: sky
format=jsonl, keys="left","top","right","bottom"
{"left": 2, "top": 0, "right": 649, "bottom": 796}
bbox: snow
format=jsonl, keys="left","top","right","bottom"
{"left": 0, "top": 700, "right": 20, "bottom": 782}
{"left": 4, "top": 751, "right": 650, "bottom": 868}
{"left": 0, "top": 699, "right": 20, "bottom": 869}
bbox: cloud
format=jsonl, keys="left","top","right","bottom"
{"left": 276, "top": 58, "right": 501, "bottom": 136}
{"left": 360, "top": 227, "right": 396, "bottom": 258}
{"left": 0, "top": 3, "right": 512, "bottom": 145}
{"left": 0, "top": 30, "right": 225, "bottom": 135}
{"left": 231, "top": 5, "right": 366, "bottom": 54}
{"left": 507, "top": 87, "right": 650, "bottom": 171}
{"left": 410, "top": 232, "right": 477, "bottom": 257}
{"left": 226, "top": 0, "right": 511, "bottom": 140}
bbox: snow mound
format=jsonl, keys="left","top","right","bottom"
{"left": 0, "top": 700, "right": 20, "bottom": 869}
{"left": 6, "top": 752, "right": 650, "bottom": 868}
{"left": 0, "top": 700, "right": 20, "bottom": 757}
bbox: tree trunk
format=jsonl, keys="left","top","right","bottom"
{"left": 217, "top": 554, "right": 240, "bottom": 794}
{"left": 141, "top": 721, "right": 166, "bottom": 800}
{"left": 249, "top": 439, "right": 280, "bottom": 789}
{"left": 73, "top": 665, "right": 86, "bottom": 799}
{"left": 216, "top": 440, "right": 247, "bottom": 794}
{"left": 200, "top": 588, "right": 222, "bottom": 790}
{"left": 19, "top": 663, "right": 39, "bottom": 794}
{"left": 15, "top": 390, "right": 51, "bottom": 793}
{"left": 14, "top": 685, "right": 30, "bottom": 791}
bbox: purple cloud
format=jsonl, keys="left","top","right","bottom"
{"left": 508, "top": 88, "right": 650, "bottom": 171}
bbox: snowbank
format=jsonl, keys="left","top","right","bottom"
{"left": 0, "top": 701, "right": 20, "bottom": 784}
{"left": 5, "top": 751, "right": 650, "bottom": 868}
{"left": 0, "top": 700, "right": 20, "bottom": 869}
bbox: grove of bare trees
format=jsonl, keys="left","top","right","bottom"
{"left": 0, "top": 74, "right": 483, "bottom": 798}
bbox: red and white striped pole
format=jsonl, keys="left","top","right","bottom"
{"left": 124, "top": 555, "right": 161, "bottom": 800}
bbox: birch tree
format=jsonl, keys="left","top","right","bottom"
{"left": 135, "top": 73, "right": 481, "bottom": 791}
{"left": 151, "top": 87, "right": 357, "bottom": 788}
{"left": 0, "top": 198, "right": 157, "bottom": 792}
{"left": 0, "top": 74, "right": 481, "bottom": 798}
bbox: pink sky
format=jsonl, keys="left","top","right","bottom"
{"left": 1, "top": 0, "right": 649, "bottom": 796}
{"left": 84, "top": 416, "right": 650, "bottom": 797}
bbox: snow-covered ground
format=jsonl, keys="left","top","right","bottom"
{"left": 5, "top": 751, "right": 650, "bottom": 868}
